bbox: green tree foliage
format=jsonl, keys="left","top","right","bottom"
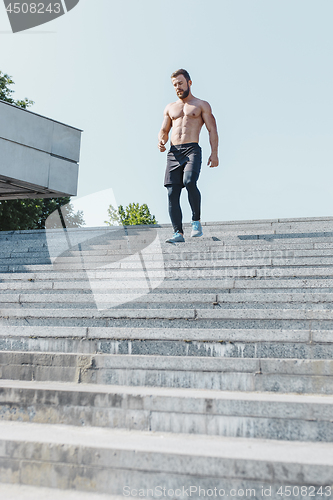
{"left": 0, "top": 197, "right": 85, "bottom": 231}
{"left": 0, "top": 71, "right": 84, "bottom": 231}
{"left": 0, "top": 71, "right": 34, "bottom": 109}
{"left": 41, "top": 197, "right": 84, "bottom": 229}
{"left": 105, "top": 203, "right": 157, "bottom": 226}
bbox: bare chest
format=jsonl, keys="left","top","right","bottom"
{"left": 169, "top": 103, "right": 202, "bottom": 121}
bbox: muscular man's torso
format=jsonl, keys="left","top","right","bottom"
{"left": 168, "top": 97, "right": 205, "bottom": 145}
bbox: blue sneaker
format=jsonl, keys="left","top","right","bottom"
{"left": 191, "top": 220, "right": 203, "bottom": 237}
{"left": 165, "top": 231, "right": 185, "bottom": 243}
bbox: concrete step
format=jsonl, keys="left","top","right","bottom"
{"left": 0, "top": 245, "right": 301, "bottom": 258}
{"left": 3, "top": 234, "right": 333, "bottom": 257}
{"left": 5, "top": 259, "right": 333, "bottom": 278}
{"left": 0, "top": 217, "right": 332, "bottom": 241}
{"left": 5, "top": 254, "right": 333, "bottom": 270}
{"left": 0, "top": 420, "right": 332, "bottom": 496}
{"left": 1, "top": 217, "right": 332, "bottom": 236}
{"left": 6, "top": 245, "right": 333, "bottom": 265}
{"left": 3, "top": 278, "right": 333, "bottom": 296}
{"left": 0, "top": 326, "right": 333, "bottom": 359}
{"left": 2, "top": 352, "right": 333, "bottom": 394}
{"left": 3, "top": 280, "right": 333, "bottom": 301}
{"left": 2, "top": 229, "right": 328, "bottom": 250}
{"left": 1, "top": 291, "right": 333, "bottom": 309}
{"left": 5, "top": 239, "right": 333, "bottom": 260}
{"left": 0, "top": 326, "right": 332, "bottom": 359}
{"left": 25, "top": 228, "right": 333, "bottom": 240}
{"left": 2, "top": 307, "right": 333, "bottom": 330}
{"left": 2, "top": 235, "right": 333, "bottom": 258}
{"left": 1, "top": 235, "right": 333, "bottom": 260}
{"left": 1, "top": 379, "right": 333, "bottom": 442}
{"left": 0, "top": 323, "right": 320, "bottom": 340}
{"left": 5, "top": 266, "right": 333, "bottom": 282}
{"left": 1, "top": 302, "right": 333, "bottom": 312}
{"left": 0, "top": 483, "right": 124, "bottom": 500}
{"left": 166, "top": 245, "right": 333, "bottom": 256}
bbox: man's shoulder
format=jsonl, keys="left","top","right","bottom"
{"left": 196, "top": 98, "right": 212, "bottom": 111}
{"left": 164, "top": 101, "right": 179, "bottom": 113}
{"left": 168, "top": 100, "right": 180, "bottom": 107}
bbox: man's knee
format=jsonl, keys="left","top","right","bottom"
{"left": 167, "top": 185, "right": 182, "bottom": 199}
{"left": 184, "top": 178, "right": 197, "bottom": 191}
{"left": 183, "top": 172, "right": 199, "bottom": 189}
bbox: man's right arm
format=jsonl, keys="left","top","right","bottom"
{"left": 158, "top": 105, "right": 172, "bottom": 152}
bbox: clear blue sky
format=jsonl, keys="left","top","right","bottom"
{"left": 1, "top": 0, "right": 333, "bottom": 225}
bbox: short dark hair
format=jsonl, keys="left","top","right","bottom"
{"left": 171, "top": 69, "right": 191, "bottom": 82}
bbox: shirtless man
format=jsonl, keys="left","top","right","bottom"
{"left": 158, "top": 69, "right": 219, "bottom": 243}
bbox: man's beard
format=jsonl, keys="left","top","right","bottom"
{"left": 179, "top": 85, "right": 190, "bottom": 99}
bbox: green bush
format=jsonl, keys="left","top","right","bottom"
{"left": 105, "top": 203, "right": 157, "bottom": 226}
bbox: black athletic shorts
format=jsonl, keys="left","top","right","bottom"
{"left": 164, "top": 142, "right": 202, "bottom": 187}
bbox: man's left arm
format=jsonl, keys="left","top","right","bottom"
{"left": 202, "top": 101, "right": 219, "bottom": 168}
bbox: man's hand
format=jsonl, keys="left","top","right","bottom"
{"left": 207, "top": 154, "right": 219, "bottom": 168}
{"left": 158, "top": 139, "right": 167, "bottom": 152}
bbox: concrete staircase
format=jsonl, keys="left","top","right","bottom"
{"left": 1, "top": 217, "right": 333, "bottom": 499}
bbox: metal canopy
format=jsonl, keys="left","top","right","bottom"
{"left": 0, "top": 99, "right": 82, "bottom": 200}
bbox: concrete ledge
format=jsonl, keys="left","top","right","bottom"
{"left": 4, "top": 265, "right": 333, "bottom": 280}
{"left": 2, "top": 352, "right": 333, "bottom": 393}
{"left": 1, "top": 307, "right": 333, "bottom": 320}
{"left": 0, "top": 326, "right": 311, "bottom": 341}
{"left": 2, "top": 277, "right": 333, "bottom": 293}
{"left": 2, "top": 328, "right": 333, "bottom": 360}
{"left": 0, "top": 216, "right": 331, "bottom": 233}
{"left": 0, "top": 483, "right": 123, "bottom": 499}
{"left": 5, "top": 254, "right": 333, "bottom": 269}
{"left": 3, "top": 245, "right": 332, "bottom": 260}
{"left": 0, "top": 380, "right": 333, "bottom": 441}
{"left": 0, "top": 421, "right": 333, "bottom": 487}
{"left": 0, "top": 100, "right": 81, "bottom": 199}
{"left": 0, "top": 100, "right": 81, "bottom": 159}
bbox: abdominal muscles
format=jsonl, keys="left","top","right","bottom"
{"left": 171, "top": 115, "right": 203, "bottom": 145}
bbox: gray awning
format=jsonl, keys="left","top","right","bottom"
{"left": 0, "top": 99, "right": 82, "bottom": 200}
